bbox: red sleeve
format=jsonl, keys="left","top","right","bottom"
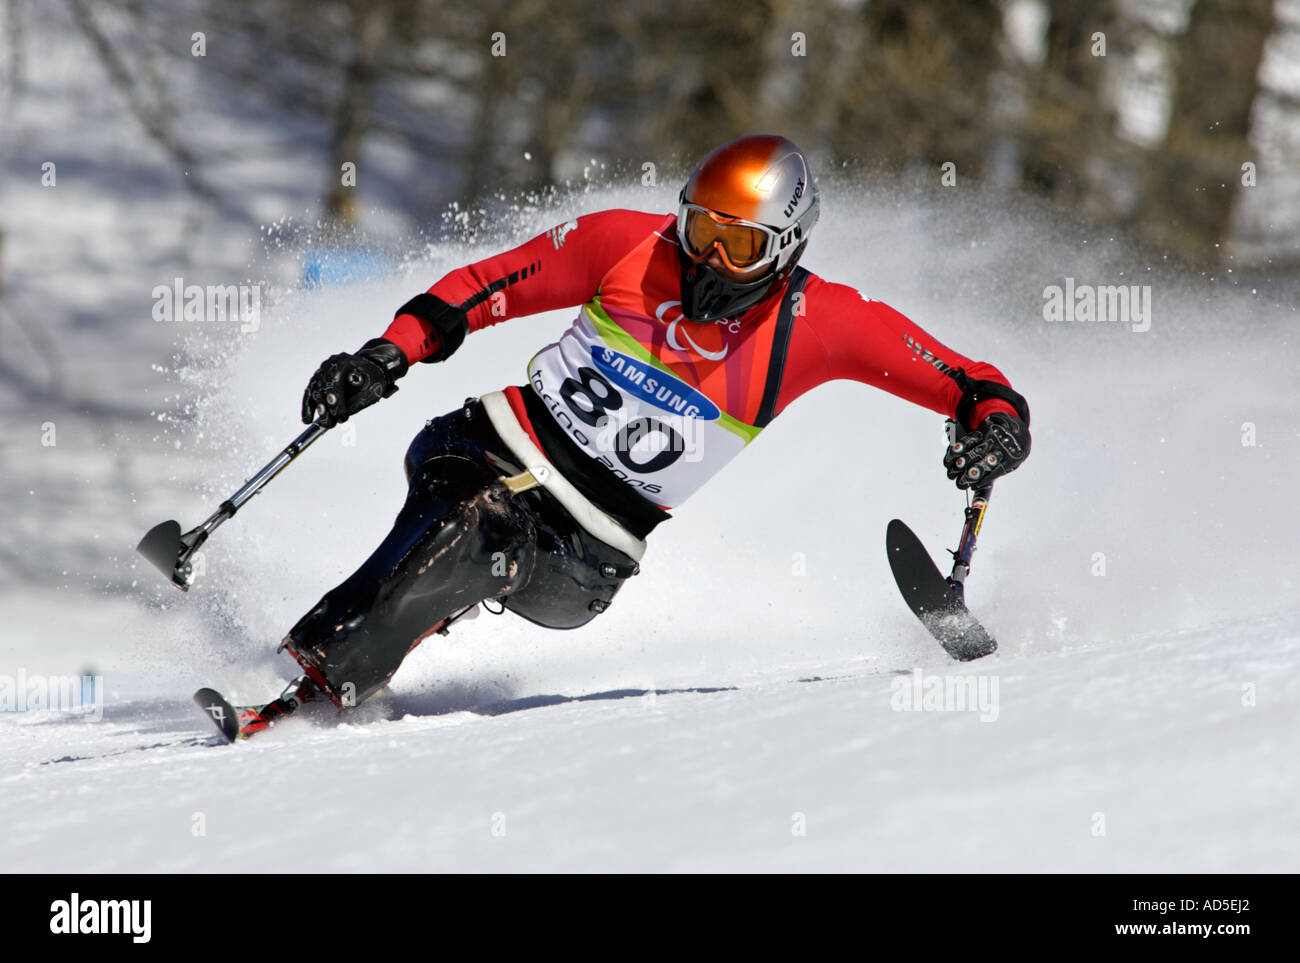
{"left": 780, "top": 276, "right": 1022, "bottom": 428}
{"left": 382, "top": 209, "right": 667, "bottom": 364}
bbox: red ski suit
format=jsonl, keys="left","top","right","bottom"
{"left": 380, "top": 209, "right": 1022, "bottom": 520}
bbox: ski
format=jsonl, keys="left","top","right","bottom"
{"left": 193, "top": 688, "right": 242, "bottom": 742}
{"left": 192, "top": 675, "right": 320, "bottom": 743}
{"left": 886, "top": 481, "right": 999, "bottom": 661}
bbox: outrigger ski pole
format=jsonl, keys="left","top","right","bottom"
{"left": 137, "top": 418, "right": 329, "bottom": 590}
{"left": 886, "top": 480, "right": 998, "bottom": 662}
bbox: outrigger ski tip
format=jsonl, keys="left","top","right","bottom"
{"left": 886, "top": 483, "right": 999, "bottom": 661}
{"left": 138, "top": 419, "right": 330, "bottom": 592}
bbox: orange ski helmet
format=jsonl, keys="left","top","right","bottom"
{"left": 677, "top": 134, "right": 819, "bottom": 322}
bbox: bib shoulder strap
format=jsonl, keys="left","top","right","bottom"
{"left": 754, "top": 267, "right": 810, "bottom": 428}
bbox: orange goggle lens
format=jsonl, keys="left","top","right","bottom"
{"left": 682, "top": 207, "right": 770, "bottom": 268}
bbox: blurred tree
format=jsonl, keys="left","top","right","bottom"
{"left": 1020, "top": 0, "right": 1117, "bottom": 206}
{"left": 829, "top": 0, "right": 1002, "bottom": 177}
{"left": 65, "top": 0, "right": 218, "bottom": 204}
{"left": 3, "top": 0, "right": 25, "bottom": 100}
{"left": 324, "top": 0, "right": 396, "bottom": 224}
{"left": 1140, "top": 0, "right": 1275, "bottom": 263}
{"left": 45, "top": 0, "right": 1290, "bottom": 266}
{"left": 461, "top": 0, "right": 599, "bottom": 198}
{"left": 612, "top": 0, "right": 777, "bottom": 169}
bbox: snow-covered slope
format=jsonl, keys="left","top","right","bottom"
{"left": 2, "top": 178, "right": 1298, "bottom": 872}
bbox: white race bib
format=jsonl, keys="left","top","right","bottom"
{"left": 527, "top": 307, "right": 751, "bottom": 507}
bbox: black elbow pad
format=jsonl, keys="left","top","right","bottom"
{"left": 394, "top": 293, "right": 470, "bottom": 363}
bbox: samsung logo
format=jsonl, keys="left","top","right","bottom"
{"left": 592, "top": 348, "right": 720, "bottom": 420}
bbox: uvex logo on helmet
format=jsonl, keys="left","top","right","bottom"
{"left": 783, "top": 178, "right": 805, "bottom": 219}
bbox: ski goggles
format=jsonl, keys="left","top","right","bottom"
{"left": 679, "top": 203, "right": 779, "bottom": 272}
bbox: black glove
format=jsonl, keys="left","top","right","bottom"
{"left": 301, "top": 338, "right": 409, "bottom": 428}
{"left": 943, "top": 411, "right": 1030, "bottom": 490}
